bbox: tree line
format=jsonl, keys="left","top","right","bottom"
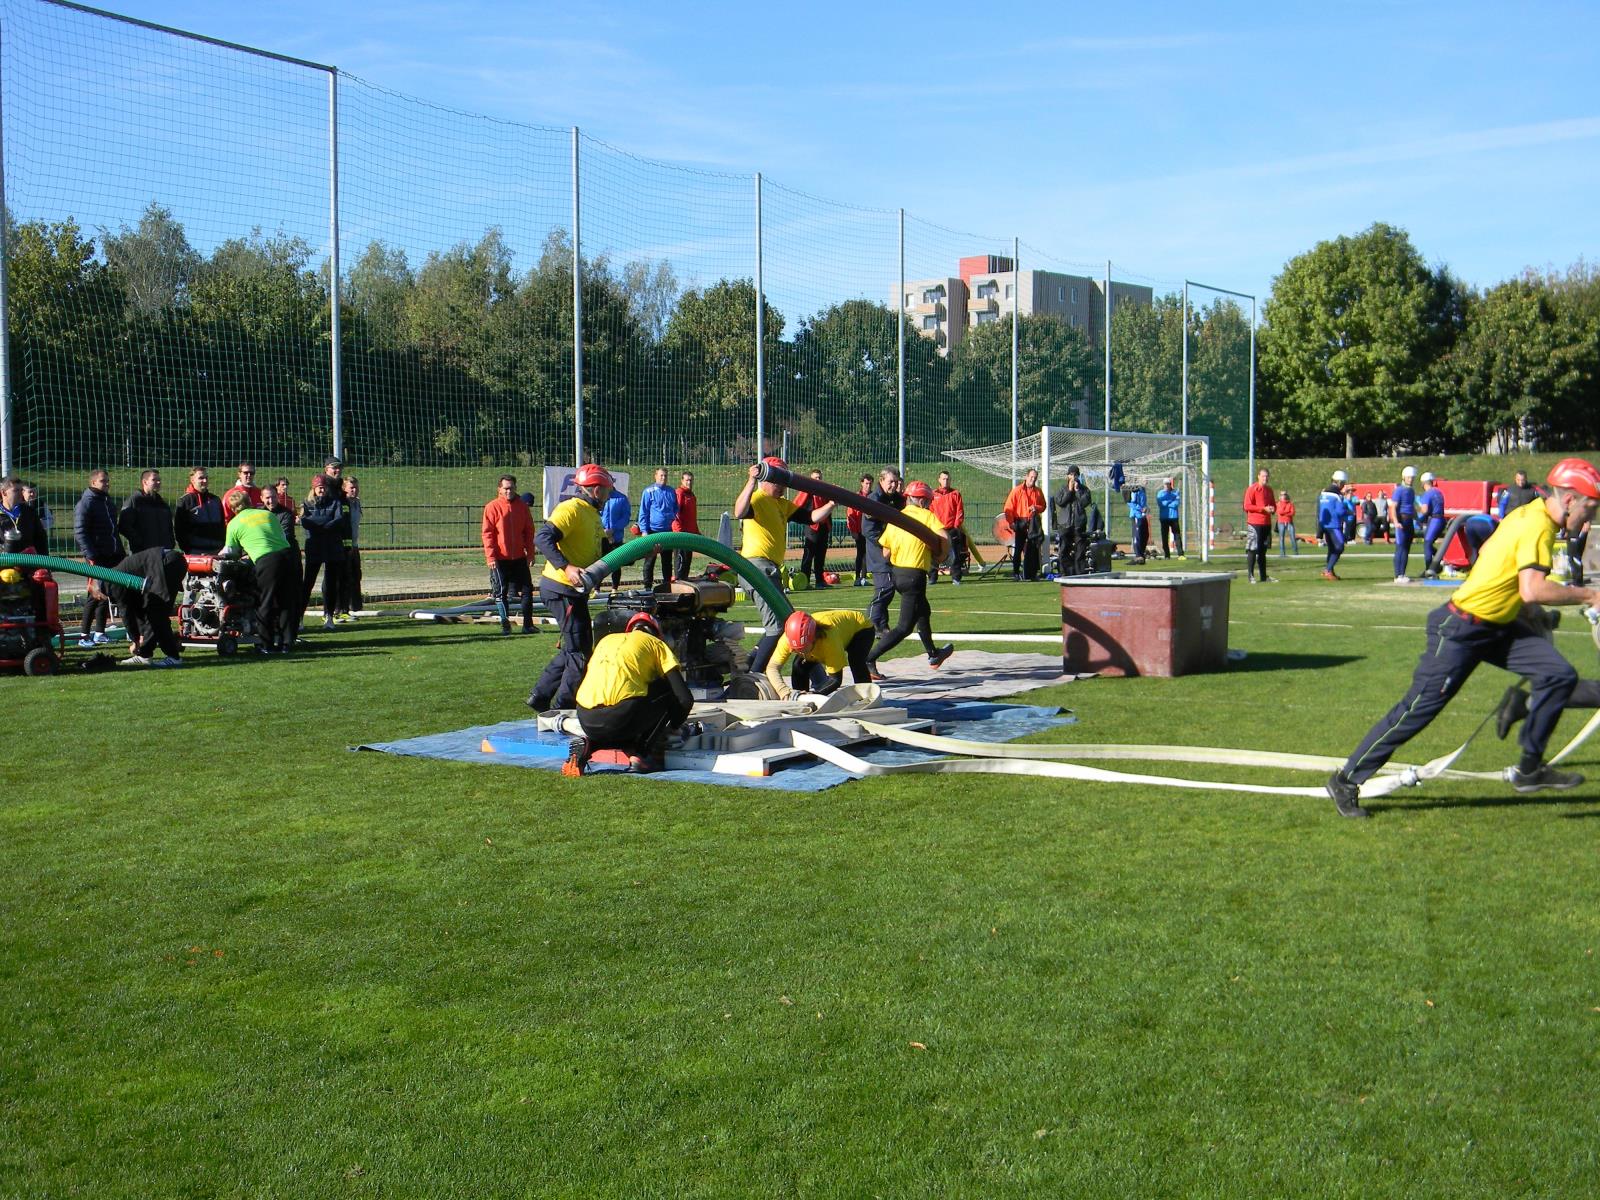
{"left": 7, "top": 205, "right": 1587, "bottom": 471}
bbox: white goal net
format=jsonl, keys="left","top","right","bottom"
{"left": 945, "top": 427, "right": 1212, "bottom": 562}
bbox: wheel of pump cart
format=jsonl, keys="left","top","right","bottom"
{"left": 217, "top": 632, "right": 239, "bottom": 657}
{"left": 23, "top": 646, "right": 59, "bottom": 676}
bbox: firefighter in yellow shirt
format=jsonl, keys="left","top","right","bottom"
{"left": 732, "top": 457, "right": 835, "bottom": 673}
{"left": 868, "top": 481, "right": 954, "bottom": 678}
{"left": 529, "top": 463, "right": 613, "bottom": 712}
{"left": 1327, "top": 458, "right": 1600, "bottom": 818}
{"left": 764, "top": 609, "right": 875, "bottom": 699}
{"left": 565, "top": 612, "right": 694, "bottom": 776}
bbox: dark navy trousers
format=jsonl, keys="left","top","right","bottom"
{"left": 1343, "top": 604, "right": 1578, "bottom": 784}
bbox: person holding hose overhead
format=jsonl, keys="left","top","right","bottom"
{"left": 868, "top": 481, "right": 954, "bottom": 679}
{"left": 528, "top": 463, "right": 613, "bottom": 712}
{"left": 764, "top": 608, "right": 876, "bottom": 699}
{"left": 732, "top": 458, "right": 835, "bottom": 674}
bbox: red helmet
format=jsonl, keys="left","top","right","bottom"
{"left": 762, "top": 456, "right": 788, "bottom": 472}
{"left": 783, "top": 610, "right": 818, "bottom": 653}
{"left": 1547, "top": 457, "right": 1600, "bottom": 500}
{"left": 624, "top": 611, "right": 662, "bottom": 637}
{"left": 573, "top": 463, "right": 613, "bottom": 489}
{"left": 904, "top": 481, "right": 933, "bottom": 501}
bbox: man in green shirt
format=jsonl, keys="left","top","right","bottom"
{"left": 224, "top": 491, "right": 302, "bottom": 654}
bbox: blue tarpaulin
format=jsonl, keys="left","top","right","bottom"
{"left": 356, "top": 700, "right": 1073, "bottom": 792}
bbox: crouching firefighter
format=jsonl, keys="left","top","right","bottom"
{"left": 764, "top": 608, "right": 875, "bottom": 700}
{"left": 564, "top": 612, "right": 694, "bottom": 776}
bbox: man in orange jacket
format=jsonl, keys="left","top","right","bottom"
{"left": 1003, "top": 468, "right": 1046, "bottom": 580}
{"left": 482, "top": 474, "right": 536, "bottom": 635}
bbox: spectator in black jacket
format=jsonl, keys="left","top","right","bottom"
{"left": 261, "top": 483, "right": 303, "bottom": 646}
{"left": 118, "top": 469, "right": 175, "bottom": 555}
{"left": 74, "top": 468, "right": 122, "bottom": 646}
{"left": 299, "top": 474, "right": 349, "bottom": 631}
{"left": 1, "top": 475, "right": 48, "bottom": 556}
{"left": 109, "top": 546, "right": 188, "bottom": 668}
{"left": 174, "top": 467, "right": 226, "bottom": 554}
{"left": 19, "top": 483, "right": 52, "bottom": 553}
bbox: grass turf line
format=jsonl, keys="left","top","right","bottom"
{"left": 5, "top": 548, "right": 1600, "bottom": 1197}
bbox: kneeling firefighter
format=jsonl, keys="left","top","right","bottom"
{"left": 565, "top": 612, "right": 694, "bottom": 776}
{"left": 764, "top": 608, "right": 875, "bottom": 700}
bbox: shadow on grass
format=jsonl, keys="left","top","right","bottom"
{"left": 1376, "top": 793, "right": 1600, "bottom": 813}
{"left": 1226, "top": 651, "right": 1364, "bottom": 672}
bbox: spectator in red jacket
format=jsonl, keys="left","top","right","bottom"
{"left": 481, "top": 474, "right": 536, "bottom": 635}
{"left": 848, "top": 475, "right": 870, "bottom": 586}
{"left": 1242, "top": 468, "right": 1276, "bottom": 583}
{"left": 671, "top": 471, "right": 699, "bottom": 581}
{"left": 929, "top": 470, "right": 967, "bottom": 585}
{"left": 221, "top": 460, "right": 264, "bottom": 515}
{"left": 795, "top": 468, "right": 832, "bottom": 588}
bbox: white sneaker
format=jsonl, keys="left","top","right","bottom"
{"left": 323, "top": 619, "right": 336, "bottom": 631}
{"left": 77, "top": 636, "right": 96, "bottom": 649}
{"left": 1394, "top": 575, "right": 1411, "bottom": 584}
{"left": 151, "top": 656, "right": 184, "bottom": 669}
{"left": 92, "top": 631, "right": 111, "bottom": 645}
{"left": 120, "top": 654, "right": 150, "bottom": 667}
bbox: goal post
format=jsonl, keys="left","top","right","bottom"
{"left": 946, "top": 426, "right": 1212, "bottom": 563}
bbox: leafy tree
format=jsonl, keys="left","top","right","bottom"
{"left": 662, "top": 278, "right": 782, "bottom": 454}
{"left": 949, "top": 313, "right": 1097, "bottom": 447}
{"left": 344, "top": 240, "right": 414, "bottom": 351}
{"left": 101, "top": 202, "right": 201, "bottom": 317}
{"left": 1259, "top": 222, "right": 1462, "bottom": 456}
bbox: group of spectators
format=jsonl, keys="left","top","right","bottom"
{"left": 50, "top": 458, "right": 362, "bottom": 663}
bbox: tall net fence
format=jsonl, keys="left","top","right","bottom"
{"left": 1, "top": 0, "right": 1255, "bottom": 594}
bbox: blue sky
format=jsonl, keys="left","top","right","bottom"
{"left": 29, "top": 0, "right": 1600, "bottom": 305}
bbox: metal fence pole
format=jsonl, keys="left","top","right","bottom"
{"left": 572, "top": 127, "right": 584, "bottom": 467}
{"left": 897, "top": 208, "right": 905, "bottom": 476}
{"left": 0, "top": 21, "right": 13, "bottom": 479}
{"left": 754, "top": 172, "right": 764, "bottom": 461}
{"left": 1180, "top": 280, "right": 1189, "bottom": 441}
{"left": 1248, "top": 294, "right": 1257, "bottom": 483}
{"left": 1103, "top": 258, "right": 1112, "bottom": 517}
{"left": 326, "top": 68, "right": 344, "bottom": 461}
{"left": 1010, "top": 235, "right": 1020, "bottom": 486}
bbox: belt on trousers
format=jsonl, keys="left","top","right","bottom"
{"left": 1446, "top": 601, "right": 1488, "bottom": 625}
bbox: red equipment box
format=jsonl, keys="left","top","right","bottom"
{"left": 1060, "top": 572, "right": 1232, "bottom": 677}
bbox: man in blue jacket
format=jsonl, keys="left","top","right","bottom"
{"left": 1126, "top": 483, "right": 1150, "bottom": 565}
{"left": 1318, "top": 470, "right": 1349, "bottom": 581}
{"left": 74, "top": 468, "right": 123, "bottom": 647}
{"left": 1389, "top": 465, "right": 1417, "bottom": 582}
{"left": 600, "top": 486, "right": 631, "bottom": 591}
{"left": 636, "top": 467, "right": 678, "bottom": 590}
{"left": 1155, "top": 477, "right": 1184, "bottom": 559}
{"left": 1418, "top": 470, "right": 1447, "bottom": 579}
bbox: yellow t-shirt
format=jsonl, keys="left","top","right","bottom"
{"left": 879, "top": 504, "right": 946, "bottom": 573}
{"left": 769, "top": 610, "right": 873, "bottom": 675}
{"left": 575, "top": 630, "right": 681, "bottom": 708}
{"left": 540, "top": 497, "right": 604, "bottom": 586}
{"left": 740, "top": 491, "right": 799, "bottom": 564}
{"left": 1451, "top": 499, "right": 1556, "bottom": 625}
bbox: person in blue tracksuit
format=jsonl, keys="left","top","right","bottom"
{"left": 1318, "top": 470, "right": 1349, "bottom": 580}
{"left": 1389, "top": 465, "right": 1417, "bottom": 582}
{"left": 1418, "top": 471, "right": 1448, "bottom": 578}
{"left": 600, "top": 487, "right": 630, "bottom": 590}
{"left": 1127, "top": 484, "right": 1149, "bottom": 564}
{"left": 1154, "top": 478, "right": 1184, "bottom": 559}
{"left": 636, "top": 467, "right": 679, "bottom": 590}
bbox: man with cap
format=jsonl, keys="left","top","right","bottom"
{"left": 1326, "top": 458, "right": 1600, "bottom": 817}
{"left": 1418, "top": 470, "right": 1448, "bottom": 579}
{"left": 732, "top": 458, "right": 835, "bottom": 673}
{"left": 764, "top": 608, "right": 876, "bottom": 699}
{"left": 529, "top": 463, "right": 614, "bottom": 712}
{"left": 868, "top": 480, "right": 954, "bottom": 677}
{"left": 1316, "top": 470, "right": 1348, "bottom": 580}
{"left": 565, "top": 611, "right": 694, "bottom": 776}
{"left": 1155, "top": 477, "right": 1184, "bottom": 560}
{"left": 1389, "top": 465, "right": 1418, "bottom": 582}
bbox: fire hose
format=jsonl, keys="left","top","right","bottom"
{"left": 0, "top": 553, "right": 148, "bottom": 592}
{"left": 755, "top": 461, "right": 943, "bottom": 551}
{"left": 580, "top": 532, "right": 793, "bottom": 621}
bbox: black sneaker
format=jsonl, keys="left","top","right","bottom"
{"left": 527, "top": 693, "right": 551, "bottom": 711}
{"left": 561, "top": 738, "right": 589, "bottom": 778}
{"left": 928, "top": 644, "right": 954, "bottom": 669}
{"left": 1495, "top": 685, "right": 1530, "bottom": 740}
{"left": 1506, "top": 763, "right": 1584, "bottom": 793}
{"left": 1325, "top": 770, "right": 1370, "bottom": 819}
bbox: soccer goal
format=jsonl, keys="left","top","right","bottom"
{"left": 945, "top": 427, "right": 1212, "bottom": 563}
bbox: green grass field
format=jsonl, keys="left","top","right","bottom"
{"left": 7, "top": 545, "right": 1600, "bottom": 1197}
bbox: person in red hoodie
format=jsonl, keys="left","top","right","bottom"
{"left": 795, "top": 468, "right": 832, "bottom": 588}
{"left": 221, "top": 460, "right": 264, "bottom": 516}
{"left": 671, "top": 470, "right": 699, "bottom": 581}
{"left": 1242, "top": 467, "right": 1276, "bottom": 583}
{"left": 482, "top": 474, "right": 536, "bottom": 635}
{"left": 848, "top": 475, "right": 870, "bottom": 586}
{"left": 929, "top": 470, "right": 967, "bottom": 586}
